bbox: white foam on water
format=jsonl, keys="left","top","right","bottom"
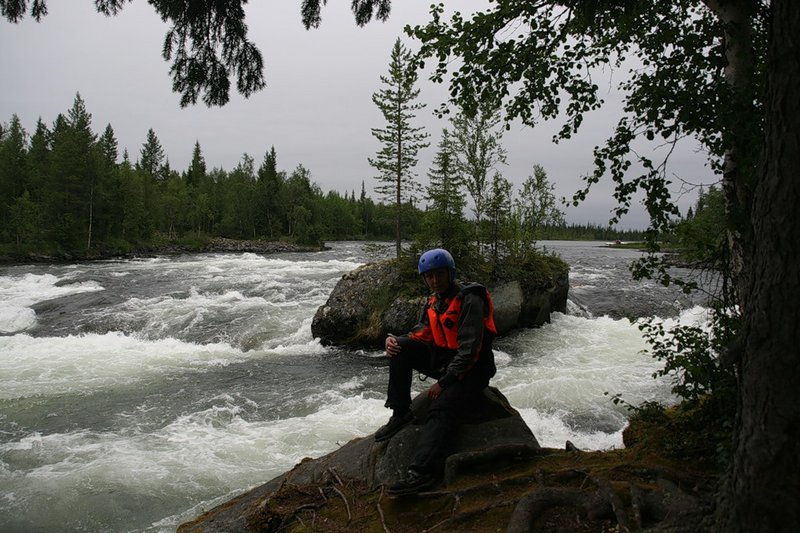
{"left": 262, "top": 317, "right": 326, "bottom": 354}
{"left": 70, "top": 254, "right": 364, "bottom": 347}
{"left": 164, "top": 254, "right": 361, "bottom": 287}
{"left": 0, "top": 306, "right": 36, "bottom": 334}
{"left": 110, "top": 288, "right": 271, "bottom": 337}
{"left": 0, "top": 379, "right": 388, "bottom": 532}
{"left": 0, "top": 273, "right": 104, "bottom": 333}
{"left": 517, "top": 407, "right": 625, "bottom": 451}
{"left": 0, "top": 332, "right": 245, "bottom": 400}
{"left": 494, "top": 312, "right": 680, "bottom": 450}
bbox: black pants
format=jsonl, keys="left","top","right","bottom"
{"left": 385, "top": 337, "right": 494, "bottom": 474}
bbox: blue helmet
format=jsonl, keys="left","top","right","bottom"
{"left": 418, "top": 248, "right": 456, "bottom": 281}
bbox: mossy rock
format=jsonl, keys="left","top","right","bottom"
{"left": 311, "top": 259, "right": 426, "bottom": 347}
{"left": 311, "top": 256, "right": 570, "bottom": 348}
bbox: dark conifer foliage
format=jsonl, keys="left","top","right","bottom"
{"left": 0, "top": 95, "right": 403, "bottom": 257}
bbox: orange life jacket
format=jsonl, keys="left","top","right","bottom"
{"left": 425, "top": 285, "right": 497, "bottom": 350}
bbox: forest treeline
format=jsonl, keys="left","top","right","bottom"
{"left": 0, "top": 95, "right": 645, "bottom": 260}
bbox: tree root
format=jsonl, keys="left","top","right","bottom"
{"left": 330, "top": 485, "right": 352, "bottom": 523}
{"left": 444, "top": 444, "right": 544, "bottom": 485}
{"left": 504, "top": 471, "right": 709, "bottom": 532}
{"left": 241, "top": 457, "right": 712, "bottom": 532}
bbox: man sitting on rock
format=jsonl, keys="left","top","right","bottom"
{"left": 376, "top": 248, "right": 497, "bottom": 495}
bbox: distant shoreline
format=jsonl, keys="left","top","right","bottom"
{"left": 0, "top": 238, "right": 327, "bottom": 265}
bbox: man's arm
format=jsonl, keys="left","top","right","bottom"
{"left": 386, "top": 301, "right": 433, "bottom": 356}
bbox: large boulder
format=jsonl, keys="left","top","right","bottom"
{"left": 311, "top": 260, "right": 569, "bottom": 347}
{"left": 179, "top": 387, "right": 539, "bottom": 533}
{"left": 491, "top": 273, "right": 569, "bottom": 334}
{"left": 310, "top": 261, "right": 427, "bottom": 346}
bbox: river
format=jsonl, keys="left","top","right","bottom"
{"left": 0, "top": 241, "right": 711, "bottom": 531}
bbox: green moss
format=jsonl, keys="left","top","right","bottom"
{"left": 504, "top": 251, "right": 569, "bottom": 287}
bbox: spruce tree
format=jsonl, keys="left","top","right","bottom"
{"left": 0, "top": 114, "right": 28, "bottom": 240}
{"left": 26, "top": 118, "right": 50, "bottom": 205}
{"left": 119, "top": 150, "right": 147, "bottom": 241}
{"left": 257, "top": 146, "right": 283, "bottom": 238}
{"left": 358, "top": 180, "right": 372, "bottom": 238}
{"left": 222, "top": 153, "right": 257, "bottom": 238}
{"left": 423, "top": 129, "right": 468, "bottom": 256}
{"left": 186, "top": 140, "right": 206, "bottom": 188}
{"left": 48, "top": 94, "right": 98, "bottom": 250}
{"left": 137, "top": 128, "right": 165, "bottom": 233}
{"left": 138, "top": 128, "right": 165, "bottom": 179}
{"left": 369, "top": 38, "right": 429, "bottom": 258}
{"left": 94, "top": 123, "right": 119, "bottom": 243}
{"left": 284, "top": 164, "right": 319, "bottom": 244}
{"left": 184, "top": 141, "right": 206, "bottom": 234}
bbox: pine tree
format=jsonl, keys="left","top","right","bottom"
{"left": 369, "top": 38, "right": 429, "bottom": 258}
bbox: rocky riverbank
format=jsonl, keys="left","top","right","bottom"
{"left": 178, "top": 390, "right": 718, "bottom": 532}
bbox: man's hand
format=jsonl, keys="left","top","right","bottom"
{"left": 385, "top": 335, "right": 401, "bottom": 357}
{"left": 427, "top": 382, "right": 443, "bottom": 400}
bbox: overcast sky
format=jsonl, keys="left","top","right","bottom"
{"left": 0, "top": 2, "right": 715, "bottom": 230}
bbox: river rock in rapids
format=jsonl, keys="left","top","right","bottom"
{"left": 311, "top": 259, "right": 569, "bottom": 347}
{"left": 178, "top": 387, "right": 539, "bottom": 532}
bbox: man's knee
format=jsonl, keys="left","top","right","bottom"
{"left": 396, "top": 336, "right": 428, "bottom": 353}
